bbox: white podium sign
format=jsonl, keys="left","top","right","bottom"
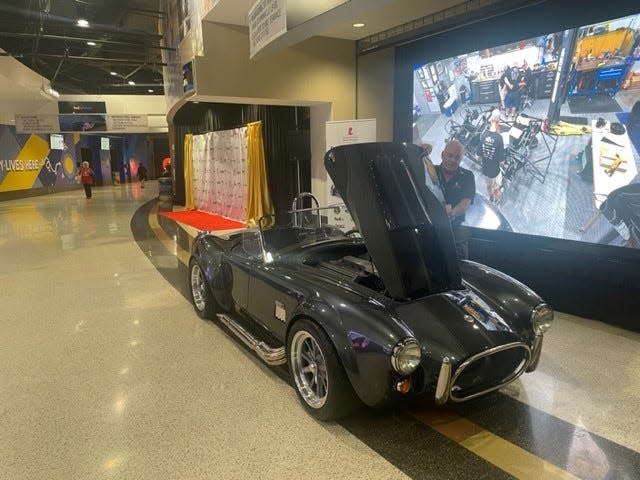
{"left": 325, "top": 118, "right": 376, "bottom": 230}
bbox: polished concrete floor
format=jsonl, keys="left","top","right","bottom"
{"left": 1, "top": 181, "right": 639, "bottom": 480}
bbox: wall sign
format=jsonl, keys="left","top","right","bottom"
{"left": 58, "top": 101, "right": 107, "bottom": 114}
{"left": 325, "top": 118, "right": 377, "bottom": 231}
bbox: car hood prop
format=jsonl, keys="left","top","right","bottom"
{"left": 324, "top": 142, "right": 462, "bottom": 300}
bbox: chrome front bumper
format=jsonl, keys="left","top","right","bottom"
{"left": 434, "top": 336, "right": 543, "bottom": 405}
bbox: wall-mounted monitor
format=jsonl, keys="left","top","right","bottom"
{"left": 182, "top": 60, "right": 194, "bottom": 93}
{"left": 410, "top": 12, "right": 640, "bottom": 250}
{"left": 50, "top": 133, "right": 64, "bottom": 150}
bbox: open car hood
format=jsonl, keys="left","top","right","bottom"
{"left": 324, "top": 142, "right": 462, "bottom": 300}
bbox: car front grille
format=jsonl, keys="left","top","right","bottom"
{"left": 450, "top": 342, "right": 531, "bottom": 402}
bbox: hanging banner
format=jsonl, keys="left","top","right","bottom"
{"left": 105, "top": 115, "right": 149, "bottom": 132}
{"left": 15, "top": 114, "right": 149, "bottom": 133}
{"left": 15, "top": 115, "right": 61, "bottom": 134}
{"left": 248, "top": 0, "right": 286, "bottom": 59}
{"left": 325, "top": 118, "right": 377, "bottom": 231}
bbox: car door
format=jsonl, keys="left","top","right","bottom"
{"left": 225, "top": 232, "right": 264, "bottom": 311}
{"left": 245, "top": 262, "right": 303, "bottom": 341}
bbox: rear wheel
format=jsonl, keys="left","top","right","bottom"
{"left": 287, "top": 318, "right": 358, "bottom": 421}
{"left": 189, "top": 259, "right": 218, "bottom": 319}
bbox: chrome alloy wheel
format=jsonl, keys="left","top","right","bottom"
{"left": 190, "top": 263, "right": 206, "bottom": 312}
{"left": 290, "top": 330, "right": 329, "bottom": 409}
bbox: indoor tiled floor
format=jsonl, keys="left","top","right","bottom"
{"left": 1, "top": 181, "right": 639, "bottom": 480}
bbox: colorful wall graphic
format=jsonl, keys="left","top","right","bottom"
{"left": 0, "top": 125, "right": 78, "bottom": 193}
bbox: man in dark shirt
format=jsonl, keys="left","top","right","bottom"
{"left": 499, "top": 66, "right": 509, "bottom": 111}
{"left": 504, "top": 63, "right": 521, "bottom": 120}
{"left": 435, "top": 140, "right": 476, "bottom": 258}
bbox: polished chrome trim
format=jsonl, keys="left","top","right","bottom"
{"left": 435, "top": 357, "right": 452, "bottom": 405}
{"left": 291, "top": 192, "right": 321, "bottom": 228}
{"left": 217, "top": 314, "right": 286, "bottom": 365}
{"left": 531, "top": 303, "right": 554, "bottom": 334}
{"left": 190, "top": 262, "right": 206, "bottom": 312}
{"left": 450, "top": 342, "right": 531, "bottom": 402}
{"left": 525, "top": 335, "right": 543, "bottom": 372}
{"left": 390, "top": 338, "right": 421, "bottom": 375}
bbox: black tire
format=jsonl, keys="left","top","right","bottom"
{"left": 189, "top": 258, "right": 218, "bottom": 319}
{"left": 287, "top": 318, "right": 359, "bottom": 421}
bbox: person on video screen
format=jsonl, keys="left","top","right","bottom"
{"left": 435, "top": 140, "right": 476, "bottom": 258}
{"left": 479, "top": 109, "right": 505, "bottom": 204}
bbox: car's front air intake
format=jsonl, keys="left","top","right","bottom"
{"left": 449, "top": 342, "right": 531, "bottom": 402}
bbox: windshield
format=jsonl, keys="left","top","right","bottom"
{"left": 237, "top": 226, "right": 348, "bottom": 262}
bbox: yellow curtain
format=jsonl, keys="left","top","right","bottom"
{"left": 183, "top": 133, "right": 195, "bottom": 210}
{"left": 246, "top": 121, "right": 274, "bottom": 227}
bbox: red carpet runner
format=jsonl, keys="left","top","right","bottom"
{"left": 159, "top": 210, "right": 246, "bottom": 231}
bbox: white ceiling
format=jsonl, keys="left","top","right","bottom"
{"left": 204, "top": 0, "right": 468, "bottom": 40}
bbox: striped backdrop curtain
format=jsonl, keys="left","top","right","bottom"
{"left": 190, "top": 128, "right": 248, "bottom": 221}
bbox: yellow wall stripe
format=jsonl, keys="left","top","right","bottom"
{"left": 0, "top": 134, "right": 49, "bottom": 192}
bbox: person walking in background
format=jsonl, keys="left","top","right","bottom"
{"left": 137, "top": 163, "right": 148, "bottom": 188}
{"left": 78, "top": 161, "right": 94, "bottom": 199}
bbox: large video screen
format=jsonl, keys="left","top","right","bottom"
{"left": 412, "top": 13, "right": 640, "bottom": 249}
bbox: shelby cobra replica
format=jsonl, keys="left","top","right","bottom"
{"left": 188, "top": 142, "right": 553, "bottom": 421}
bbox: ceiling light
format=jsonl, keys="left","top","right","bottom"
{"left": 147, "top": 89, "right": 154, "bottom": 93}
{"left": 77, "top": 19, "right": 89, "bottom": 28}
{"left": 87, "top": 41, "right": 96, "bottom": 46}
{"left": 128, "top": 81, "right": 135, "bottom": 85}
{"left": 353, "top": 23, "right": 365, "bottom": 28}
{"left": 110, "top": 71, "right": 117, "bottom": 76}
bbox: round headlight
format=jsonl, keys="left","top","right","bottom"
{"left": 531, "top": 303, "right": 554, "bottom": 335}
{"left": 391, "top": 338, "right": 421, "bottom": 375}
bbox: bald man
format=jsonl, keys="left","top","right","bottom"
{"left": 435, "top": 140, "right": 476, "bottom": 258}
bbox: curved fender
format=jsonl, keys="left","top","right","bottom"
{"left": 191, "top": 235, "right": 234, "bottom": 311}
{"left": 460, "top": 259, "right": 542, "bottom": 334}
{"left": 289, "top": 294, "right": 413, "bottom": 407}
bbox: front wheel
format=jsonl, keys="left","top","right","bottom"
{"left": 287, "top": 318, "right": 359, "bottom": 421}
{"left": 189, "top": 258, "right": 218, "bottom": 319}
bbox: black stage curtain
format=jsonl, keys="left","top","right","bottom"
{"left": 172, "top": 103, "right": 310, "bottom": 225}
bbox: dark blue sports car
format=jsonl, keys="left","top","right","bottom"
{"left": 188, "top": 142, "right": 553, "bottom": 421}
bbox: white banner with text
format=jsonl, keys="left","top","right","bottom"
{"left": 248, "top": 0, "right": 286, "bottom": 59}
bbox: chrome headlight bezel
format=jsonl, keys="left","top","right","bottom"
{"left": 391, "top": 338, "right": 422, "bottom": 375}
{"left": 531, "top": 303, "right": 554, "bottom": 335}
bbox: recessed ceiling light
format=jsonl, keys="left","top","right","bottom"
{"left": 128, "top": 81, "right": 135, "bottom": 85}
{"left": 77, "top": 19, "right": 89, "bottom": 28}
{"left": 353, "top": 22, "right": 365, "bottom": 28}
{"left": 87, "top": 41, "right": 96, "bottom": 46}
{"left": 110, "top": 71, "right": 117, "bottom": 76}
{"left": 147, "top": 89, "right": 154, "bottom": 93}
